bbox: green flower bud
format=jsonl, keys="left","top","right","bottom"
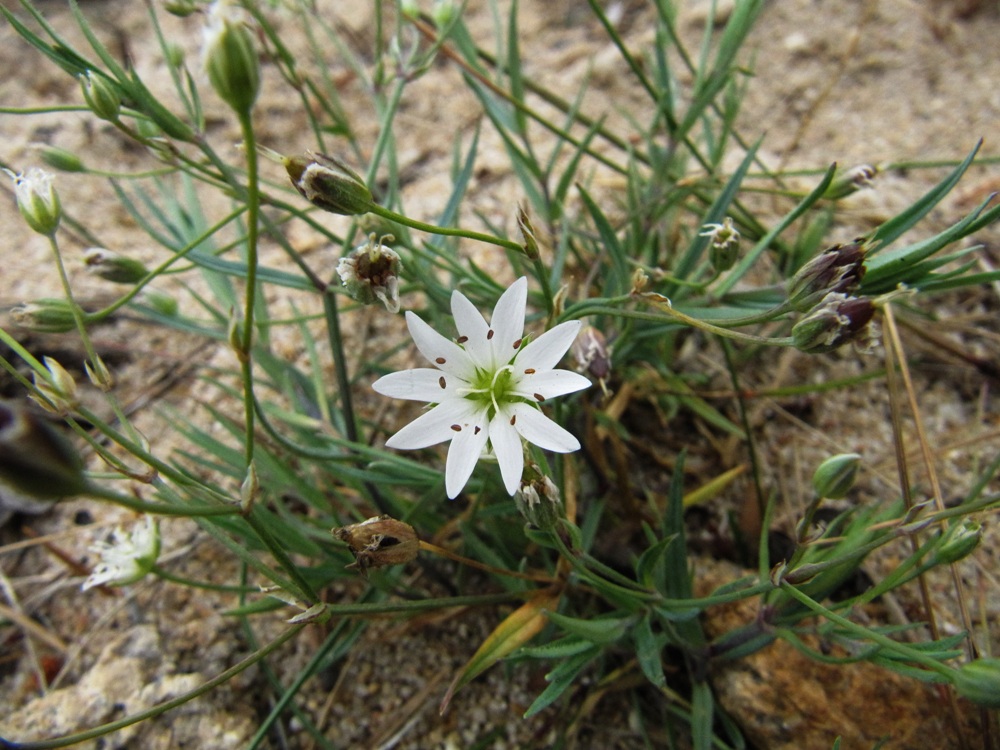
{"left": 85, "top": 355, "right": 114, "bottom": 392}
{"left": 787, "top": 241, "right": 866, "bottom": 312}
{"left": 811, "top": 453, "right": 861, "bottom": 499}
{"left": 7, "top": 167, "right": 61, "bottom": 236}
{"left": 163, "top": 0, "right": 198, "bottom": 18}
{"left": 202, "top": 1, "right": 260, "bottom": 114}
{"left": 137, "top": 287, "right": 179, "bottom": 317}
{"left": 83, "top": 247, "right": 149, "bottom": 284}
{"left": 514, "top": 464, "right": 563, "bottom": 531}
{"left": 823, "top": 164, "right": 877, "bottom": 201}
{"left": 79, "top": 70, "right": 121, "bottom": 122}
{"left": 285, "top": 152, "right": 375, "bottom": 215}
{"left": 240, "top": 460, "right": 259, "bottom": 513}
{"left": 336, "top": 234, "right": 402, "bottom": 313}
{"left": 931, "top": 520, "right": 982, "bottom": 566}
{"left": 952, "top": 658, "right": 1000, "bottom": 708}
{"left": 0, "top": 400, "right": 87, "bottom": 498}
{"left": 517, "top": 205, "right": 540, "bottom": 260}
{"left": 38, "top": 146, "right": 86, "bottom": 174}
{"left": 700, "top": 217, "right": 741, "bottom": 272}
{"left": 792, "top": 293, "right": 877, "bottom": 355}
{"left": 11, "top": 299, "right": 76, "bottom": 333}
{"left": 432, "top": 0, "right": 458, "bottom": 27}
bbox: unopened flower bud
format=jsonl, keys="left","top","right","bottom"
{"left": 202, "top": 1, "right": 260, "bottom": 114}
{"left": 38, "top": 145, "right": 86, "bottom": 174}
{"left": 164, "top": 0, "right": 198, "bottom": 16}
{"left": 952, "top": 658, "right": 1000, "bottom": 708}
{"left": 137, "top": 287, "right": 179, "bottom": 317}
{"left": 811, "top": 453, "right": 861, "bottom": 499}
{"left": 11, "top": 299, "right": 76, "bottom": 333}
{"left": 0, "top": 400, "right": 87, "bottom": 498}
{"left": 79, "top": 70, "right": 121, "bottom": 122}
{"left": 31, "top": 357, "right": 78, "bottom": 415}
{"left": 630, "top": 268, "right": 650, "bottom": 295}
{"left": 514, "top": 464, "right": 563, "bottom": 530}
{"left": 82, "top": 516, "right": 160, "bottom": 590}
{"left": 787, "top": 241, "right": 866, "bottom": 312}
{"left": 84, "top": 247, "right": 149, "bottom": 284}
{"left": 431, "top": 0, "right": 458, "bottom": 26}
{"left": 337, "top": 234, "right": 403, "bottom": 313}
{"left": 240, "top": 460, "right": 259, "bottom": 513}
{"left": 572, "top": 325, "right": 611, "bottom": 381}
{"left": 332, "top": 515, "right": 419, "bottom": 576}
{"left": 7, "top": 167, "right": 61, "bottom": 236}
{"left": 824, "top": 164, "right": 877, "bottom": 201}
{"left": 85, "top": 355, "right": 114, "bottom": 392}
{"left": 792, "top": 293, "right": 876, "bottom": 354}
{"left": 285, "top": 152, "right": 374, "bottom": 216}
{"left": 700, "top": 217, "right": 741, "bottom": 272}
{"left": 932, "top": 520, "right": 982, "bottom": 566}
{"left": 517, "top": 205, "right": 540, "bottom": 260}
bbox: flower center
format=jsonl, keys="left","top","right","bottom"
{"left": 463, "top": 364, "right": 517, "bottom": 418}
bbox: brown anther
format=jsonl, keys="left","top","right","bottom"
{"left": 534, "top": 393, "right": 545, "bottom": 402}
{"left": 524, "top": 368, "right": 536, "bottom": 374}
{"left": 438, "top": 376, "right": 446, "bottom": 389}
{"left": 435, "top": 357, "right": 446, "bottom": 364}
{"left": 457, "top": 335, "right": 468, "bottom": 344}
{"left": 487, "top": 329, "right": 495, "bottom": 340}
{"left": 450, "top": 424, "right": 462, "bottom": 432}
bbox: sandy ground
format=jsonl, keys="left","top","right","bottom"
{"left": 1, "top": 0, "right": 999, "bottom": 748}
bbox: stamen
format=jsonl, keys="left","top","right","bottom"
{"left": 524, "top": 368, "right": 535, "bottom": 374}
{"left": 436, "top": 357, "right": 446, "bottom": 364}
{"left": 457, "top": 335, "right": 468, "bottom": 344}
{"left": 474, "top": 426, "right": 481, "bottom": 435}
{"left": 438, "top": 376, "right": 446, "bottom": 389}
{"left": 534, "top": 393, "right": 545, "bottom": 402}
{"left": 513, "top": 338, "right": 522, "bottom": 349}
{"left": 509, "top": 414, "right": 516, "bottom": 425}
{"left": 487, "top": 329, "right": 495, "bottom": 340}
{"left": 450, "top": 424, "right": 462, "bottom": 432}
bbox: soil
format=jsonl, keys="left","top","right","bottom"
{"left": 1, "top": 1, "right": 999, "bottom": 748}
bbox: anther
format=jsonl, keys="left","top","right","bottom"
{"left": 439, "top": 376, "right": 446, "bottom": 389}
{"left": 487, "top": 329, "right": 495, "bottom": 340}
{"left": 450, "top": 424, "right": 462, "bottom": 432}
{"left": 457, "top": 335, "right": 468, "bottom": 344}
{"left": 534, "top": 393, "right": 545, "bottom": 402}
{"left": 436, "top": 357, "right": 446, "bottom": 364}
{"left": 509, "top": 415, "right": 516, "bottom": 425}
{"left": 513, "top": 338, "right": 522, "bottom": 349}
{"left": 524, "top": 368, "right": 536, "bottom": 374}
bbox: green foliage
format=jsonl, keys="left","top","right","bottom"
{"left": 0, "top": 0, "right": 997, "bottom": 748}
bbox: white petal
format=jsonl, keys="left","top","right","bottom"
{"left": 489, "top": 408, "right": 525, "bottom": 495}
{"left": 509, "top": 403, "right": 580, "bottom": 453}
{"left": 405, "top": 311, "right": 475, "bottom": 379}
{"left": 488, "top": 277, "right": 527, "bottom": 368}
{"left": 514, "top": 320, "right": 582, "bottom": 372}
{"left": 445, "top": 411, "right": 490, "bottom": 498}
{"left": 372, "top": 369, "right": 464, "bottom": 402}
{"left": 451, "top": 290, "right": 492, "bottom": 369}
{"left": 384, "top": 399, "right": 481, "bottom": 450}
{"left": 513, "top": 369, "right": 591, "bottom": 400}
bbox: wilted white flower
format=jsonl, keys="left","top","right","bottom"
{"left": 337, "top": 234, "right": 402, "bottom": 313}
{"left": 82, "top": 516, "right": 160, "bottom": 590}
{"left": 373, "top": 277, "right": 590, "bottom": 498}
{"left": 6, "top": 167, "right": 61, "bottom": 235}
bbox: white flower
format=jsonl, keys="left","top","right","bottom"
{"left": 82, "top": 516, "right": 160, "bottom": 590}
{"left": 373, "top": 277, "right": 591, "bottom": 498}
{"left": 5, "top": 167, "right": 61, "bottom": 235}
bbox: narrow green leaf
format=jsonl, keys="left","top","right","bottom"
{"left": 544, "top": 609, "right": 635, "bottom": 645}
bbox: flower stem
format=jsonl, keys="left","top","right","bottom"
{"left": 238, "top": 110, "right": 261, "bottom": 468}
{"left": 367, "top": 203, "right": 524, "bottom": 253}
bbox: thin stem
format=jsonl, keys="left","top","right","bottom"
{"left": 238, "top": 111, "right": 261, "bottom": 469}
{"left": 368, "top": 203, "right": 524, "bottom": 254}
{"left": 418, "top": 540, "right": 556, "bottom": 584}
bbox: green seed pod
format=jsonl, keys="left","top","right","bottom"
{"left": 79, "top": 71, "right": 122, "bottom": 122}
{"left": 84, "top": 247, "right": 149, "bottom": 284}
{"left": 11, "top": 299, "right": 76, "bottom": 333}
{"left": 285, "top": 152, "right": 375, "bottom": 216}
{"left": 931, "top": 520, "right": 982, "bottom": 566}
{"left": 38, "top": 146, "right": 86, "bottom": 174}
